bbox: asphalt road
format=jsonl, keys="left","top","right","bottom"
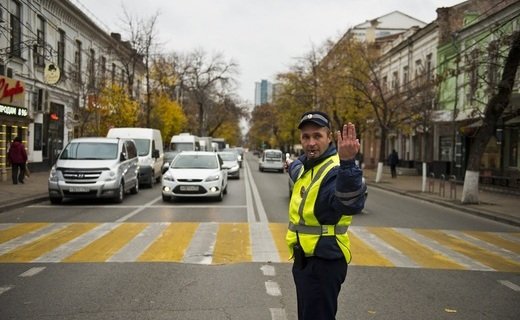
{"left": 0, "top": 153, "right": 518, "bottom": 319}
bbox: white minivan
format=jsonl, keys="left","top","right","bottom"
{"left": 107, "top": 128, "right": 164, "bottom": 187}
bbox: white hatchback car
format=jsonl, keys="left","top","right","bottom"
{"left": 161, "top": 151, "right": 228, "bottom": 202}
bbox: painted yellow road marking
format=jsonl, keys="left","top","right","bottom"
{"left": 464, "top": 231, "right": 520, "bottom": 255}
{"left": 138, "top": 222, "right": 198, "bottom": 262}
{"left": 63, "top": 223, "right": 147, "bottom": 262}
{"left": 416, "top": 229, "right": 520, "bottom": 273}
{"left": 269, "top": 223, "right": 291, "bottom": 262}
{"left": 349, "top": 232, "right": 394, "bottom": 267}
{"left": 0, "top": 223, "right": 49, "bottom": 244}
{"left": 367, "top": 227, "right": 464, "bottom": 270}
{"left": 213, "top": 223, "right": 251, "bottom": 264}
{"left": 0, "top": 223, "right": 99, "bottom": 263}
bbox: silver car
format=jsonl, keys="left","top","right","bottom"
{"left": 259, "top": 149, "right": 285, "bottom": 173}
{"left": 218, "top": 151, "right": 240, "bottom": 179}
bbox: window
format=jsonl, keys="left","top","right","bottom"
{"left": 111, "top": 63, "right": 116, "bottom": 84}
{"left": 100, "top": 56, "right": 106, "bottom": 84}
{"left": 415, "top": 59, "right": 422, "bottom": 78}
{"left": 34, "top": 123, "right": 42, "bottom": 151}
{"left": 382, "top": 76, "right": 388, "bottom": 92}
{"left": 403, "top": 66, "right": 409, "bottom": 89}
{"left": 468, "top": 49, "right": 479, "bottom": 103}
{"left": 439, "top": 136, "right": 452, "bottom": 161}
{"left": 487, "top": 40, "right": 499, "bottom": 94}
{"left": 88, "top": 48, "right": 95, "bottom": 89}
{"left": 57, "top": 29, "right": 65, "bottom": 73}
{"left": 9, "top": 0, "right": 22, "bottom": 58}
{"left": 34, "top": 15, "right": 46, "bottom": 66}
{"left": 392, "top": 71, "right": 399, "bottom": 91}
{"left": 74, "top": 40, "right": 82, "bottom": 83}
{"left": 509, "top": 129, "right": 518, "bottom": 167}
{"left": 426, "top": 54, "right": 433, "bottom": 81}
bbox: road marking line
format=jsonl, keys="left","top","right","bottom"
{"left": 244, "top": 159, "right": 269, "bottom": 223}
{"left": 270, "top": 308, "right": 287, "bottom": 320}
{"left": 183, "top": 222, "right": 218, "bottom": 265}
{"left": 108, "top": 223, "right": 169, "bottom": 262}
{"left": 116, "top": 196, "right": 162, "bottom": 222}
{"left": 0, "top": 223, "right": 69, "bottom": 256}
{"left": 265, "top": 280, "right": 281, "bottom": 296}
{"left": 498, "top": 280, "right": 520, "bottom": 292}
{"left": 31, "top": 205, "right": 247, "bottom": 209}
{"left": 0, "top": 223, "right": 15, "bottom": 231}
{"left": 244, "top": 160, "right": 256, "bottom": 223}
{"left": 447, "top": 230, "right": 520, "bottom": 263}
{"left": 261, "top": 264, "right": 276, "bottom": 277}
{"left": 213, "top": 223, "right": 251, "bottom": 264}
{"left": 33, "top": 223, "right": 119, "bottom": 263}
{"left": 251, "top": 223, "right": 280, "bottom": 262}
{"left": 19, "top": 267, "right": 46, "bottom": 277}
{"left": 0, "top": 286, "right": 13, "bottom": 296}
{"left": 138, "top": 223, "right": 198, "bottom": 262}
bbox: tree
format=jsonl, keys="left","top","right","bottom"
{"left": 149, "top": 92, "right": 187, "bottom": 145}
{"left": 461, "top": 31, "right": 520, "bottom": 203}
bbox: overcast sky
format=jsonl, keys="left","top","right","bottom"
{"left": 75, "top": 0, "right": 464, "bottom": 105}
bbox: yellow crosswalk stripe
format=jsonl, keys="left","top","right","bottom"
{"left": 269, "top": 223, "right": 291, "bottom": 262}
{"left": 0, "top": 223, "right": 99, "bottom": 263}
{"left": 367, "top": 227, "right": 465, "bottom": 270}
{"left": 464, "top": 231, "right": 520, "bottom": 255}
{"left": 138, "top": 222, "right": 198, "bottom": 262}
{"left": 416, "top": 229, "right": 520, "bottom": 273}
{"left": 213, "top": 223, "right": 251, "bottom": 264}
{"left": 0, "top": 223, "right": 49, "bottom": 244}
{"left": 349, "top": 232, "right": 394, "bottom": 267}
{"left": 63, "top": 223, "right": 147, "bottom": 262}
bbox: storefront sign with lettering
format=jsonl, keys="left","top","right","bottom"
{"left": 0, "top": 76, "right": 25, "bottom": 107}
{"left": 0, "top": 104, "right": 28, "bottom": 117}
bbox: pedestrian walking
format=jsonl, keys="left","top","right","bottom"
{"left": 7, "top": 136, "right": 28, "bottom": 184}
{"left": 286, "top": 111, "right": 366, "bottom": 320}
{"left": 388, "top": 149, "right": 399, "bottom": 178}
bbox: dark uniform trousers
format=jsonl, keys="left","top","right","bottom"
{"left": 292, "top": 256, "right": 348, "bottom": 320}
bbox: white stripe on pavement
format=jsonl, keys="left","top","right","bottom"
{"left": 250, "top": 223, "right": 280, "bottom": 262}
{"left": 265, "top": 280, "right": 281, "bottom": 296}
{"left": 244, "top": 159, "right": 269, "bottom": 223}
{"left": 19, "top": 267, "right": 46, "bottom": 277}
{"left": 182, "top": 222, "right": 218, "bottom": 264}
{"left": 498, "top": 280, "right": 520, "bottom": 292}
{"left": 270, "top": 308, "right": 287, "bottom": 320}
{"left": 116, "top": 197, "right": 162, "bottom": 222}
{"left": 0, "top": 286, "right": 13, "bottom": 296}
{"left": 108, "top": 223, "right": 169, "bottom": 262}
{"left": 0, "top": 223, "right": 69, "bottom": 256}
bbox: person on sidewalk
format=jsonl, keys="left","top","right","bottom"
{"left": 388, "top": 149, "right": 399, "bottom": 178}
{"left": 286, "top": 111, "right": 366, "bottom": 320}
{"left": 7, "top": 136, "right": 28, "bottom": 184}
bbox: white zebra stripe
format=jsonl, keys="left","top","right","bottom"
{"left": 0, "top": 223, "right": 15, "bottom": 231}
{"left": 182, "top": 222, "right": 218, "bottom": 264}
{"left": 32, "top": 223, "right": 120, "bottom": 263}
{"left": 108, "top": 222, "right": 170, "bottom": 262}
{"left": 0, "top": 223, "right": 69, "bottom": 256}
{"left": 250, "top": 223, "right": 280, "bottom": 262}
{"left": 350, "top": 226, "right": 419, "bottom": 268}
{"left": 394, "top": 228, "right": 494, "bottom": 271}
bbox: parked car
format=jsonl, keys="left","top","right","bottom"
{"left": 259, "top": 149, "right": 285, "bottom": 173}
{"left": 161, "top": 151, "right": 228, "bottom": 202}
{"left": 107, "top": 127, "right": 164, "bottom": 187}
{"left": 218, "top": 151, "right": 240, "bottom": 179}
{"left": 48, "top": 137, "right": 140, "bottom": 204}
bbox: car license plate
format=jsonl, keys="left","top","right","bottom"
{"left": 180, "top": 185, "right": 198, "bottom": 191}
{"left": 70, "top": 187, "right": 89, "bottom": 192}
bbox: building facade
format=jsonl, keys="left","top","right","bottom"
{"left": 254, "top": 79, "right": 273, "bottom": 106}
{"left": 0, "top": 0, "right": 143, "bottom": 180}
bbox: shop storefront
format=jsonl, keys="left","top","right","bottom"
{"left": 0, "top": 76, "right": 29, "bottom": 181}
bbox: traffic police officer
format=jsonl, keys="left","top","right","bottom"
{"left": 286, "top": 111, "right": 366, "bottom": 319}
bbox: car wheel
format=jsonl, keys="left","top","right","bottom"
{"left": 114, "top": 182, "right": 124, "bottom": 203}
{"left": 215, "top": 190, "right": 223, "bottom": 201}
{"left": 49, "top": 196, "right": 62, "bottom": 204}
{"left": 148, "top": 173, "right": 155, "bottom": 188}
{"left": 130, "top": 180, "right": 139, "bottom": 194}
{"left": 223, "top": 184, "right": 228, "bottom": 195}
{"left": 162, "top": 194, "right": 171, "bottom": 202}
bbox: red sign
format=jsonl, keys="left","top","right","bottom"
{"left": 0, "top": 76, "right": 25, "bottom": 107}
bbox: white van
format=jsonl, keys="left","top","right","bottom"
{"left": 107, "top": 128, "right": 164, "bottom": 187}
{"left": 48, "top": 137, "right": 140, "bottom": 204}
{"left": 170, "top": 133, "right": 200, "bottom": 152}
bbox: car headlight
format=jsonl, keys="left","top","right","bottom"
{"left": 105, "top": 170, "right": 117, "bottom": 181}
{"left": 163, "top": 171, "right": 175, "bottom": 181}
{"left": 230, "top": 165, "right": 239, "bottom": 171}
{"left": 205, "top": 174, "right": 221, "bottom": 182}
{"left": 49, "top": 166, "right": 63, "bottom": 182}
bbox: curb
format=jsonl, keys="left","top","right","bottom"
{"left": 366, "top": 182, "right": 520, "bottom": 227}
{"left": 0, "top": 194, "right": 48, "bottom": 214}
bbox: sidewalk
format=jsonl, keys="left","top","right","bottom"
{"left": 363, "top": 168, "right": 520, "bottom": 227}
{"left": 0, "top": 168, "right": 519, "bottom": 227}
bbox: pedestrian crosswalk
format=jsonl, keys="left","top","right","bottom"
{"left": 0, "top": 222, "right": 519, "bottom": 272}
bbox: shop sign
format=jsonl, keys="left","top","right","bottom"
{"left": 0, "top": 104, "right": 28, "bottom": 118}
{"left": 0, "top": 76, "right": 25, "bottom": 107}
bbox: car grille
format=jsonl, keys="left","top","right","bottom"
{"left": 177, "top": 179, "right": 203, "bottom": 182}
{"left": 58, "top": 167, "right": 107, "bottom": 184}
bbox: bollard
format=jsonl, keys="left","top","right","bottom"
{"left": 449, "top": 175, "right": 457, "bottom": 199}
{"left": 439, "top": 174, "right": 446, "bottom": 197}
{"left": 428, "top": 173, "right": 435, "bottom": 193}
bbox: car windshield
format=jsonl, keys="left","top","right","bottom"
{"left": 218, "top": 152, "right": 237, "bottom": 161}
{"left": 265, "top": 151, "right": 282, "bottom": 160}
{"left": 172, "top": 154, "right": 218, "bottom": 169}
{"left": 60, "top": 142, "right": 118, "bottom": 160}
{"left": 133, "top": 139, "right": 150, "bottom": 156}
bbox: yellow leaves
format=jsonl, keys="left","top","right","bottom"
{"left": 150, "top": 93, "right": 187, "bottom": 143}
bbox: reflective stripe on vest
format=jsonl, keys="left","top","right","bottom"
{"left": 288, "top": 221, "right": 348, "bottom": 235}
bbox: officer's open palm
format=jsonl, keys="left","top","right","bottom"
{"left": 336, "top": 122, "right": 360, "bottom": 161}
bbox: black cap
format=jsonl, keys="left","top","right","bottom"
{"left": 298, "top": 111, "right": 331, "bottom": 129}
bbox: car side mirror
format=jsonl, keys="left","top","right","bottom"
{"left": 120, "top": 152, "right": 127, "bottom": 161}
{"left": 152, "top": 149, "right": 160, "bottom": 158}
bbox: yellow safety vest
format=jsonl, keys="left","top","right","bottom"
{"left": 286, "top": 154, "right": 352, "bottom": 263}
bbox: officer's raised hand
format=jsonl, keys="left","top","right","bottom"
{"left": 336, "top": 122, "right": 360, "bottom": 161}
